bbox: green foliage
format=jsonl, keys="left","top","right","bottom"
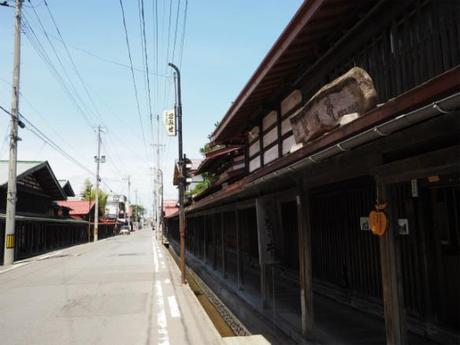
{"left": 81, "top": 178, "right": 108, "bottom": 217}
{"left": 187, "top": 172, "right": 217, "bottom": 197}
{"left": 131, "top": 204, "right": 145, "bottom": 222}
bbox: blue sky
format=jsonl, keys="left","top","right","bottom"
{"left": 0, "top": 0, "right": 302, "bottom": 212}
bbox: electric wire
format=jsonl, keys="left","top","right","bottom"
{"left": 118, "top": 0, "right": 149, "bottom": 161}
{"left": 22, "top": 15, "right": 95, "bottom": 128}
{"left": 178, "top": 0, "right": 188, "bottom": 68}
{"left": 42, "top": 0, "right": 106, "bottom": 126}
{"left": 26, "top": 6, "right": 101, "bottom": 127}
{"left": 171, "top": 0, "right": 181, "bottom": 63}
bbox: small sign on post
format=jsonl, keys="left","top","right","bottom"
{"left": 163, "top": 109, "right": 176, "bottom": 136}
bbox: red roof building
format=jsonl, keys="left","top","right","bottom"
{"left": 57, "top": 200, "right": 95, "bottom": 220}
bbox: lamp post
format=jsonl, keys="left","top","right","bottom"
{"left": 168, "top": 62, "right": 185, "bottom": 284}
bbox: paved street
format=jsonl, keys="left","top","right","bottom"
{"left": 0, "top": 230, "right": 224, "bottom": 345}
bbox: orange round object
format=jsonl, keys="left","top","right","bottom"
{"left": 369, "top": 209, "right": 388, "bottom": 236}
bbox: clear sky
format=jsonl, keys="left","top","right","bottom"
{"left": 0, "top": 0, "right": 302, "bottom": 213}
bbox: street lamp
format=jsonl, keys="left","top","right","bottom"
{"left": 168, "top": 62, "right": 186, "bottom": 284}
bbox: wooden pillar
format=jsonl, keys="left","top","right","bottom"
{"left": 203, "top": 216, "right": 207, "bottom": 264}
{"left": 213, "top": 214, "right": 217, "bottom": 270}
{"left": 378, "top": 182, "right": 407, "bottom": 345}
{"left": 235, "top": 208, "right": 243, "bottom": 289}
{"left": 297, "top": 181, "right": 314, "bottom": 337}
{"left": 256, "top": 198, "right": 268, "bottom": 309}
{"left": 221, "top": 212, "right": 226, "bottom": 278}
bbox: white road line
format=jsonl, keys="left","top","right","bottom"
{"left": 167, "top": 296, "right": 181, "bottom": 318}
{"left": 0, "top": 262, "right": 27, "bottom": 274}
{"left": 152, "top": 240, "right": 159, "bottom": 273}
{"left": 155, "top": 280, "right": 170, "bottom": 345}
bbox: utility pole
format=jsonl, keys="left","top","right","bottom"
{"left": 168, "top": 62, "right": 185, "bottom": 284}
{"left": 93, "top": 125, "right": 105, "bottom": 242}
{"left": 3, "top": 0, "right": 23, "bottom": 266}
{"left": 135, "top": 189, "right": 138, "bottom": 224}
{"left": 124, "top": 175, "right": 131, "bottom": 230}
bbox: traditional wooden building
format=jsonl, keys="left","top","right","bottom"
{"left": 0, "top": 161, "right": 88, "bottom": 263}
{"left": 165, "top": 1, "right": 460, "bottom": 344}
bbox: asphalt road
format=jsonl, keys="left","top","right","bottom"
{"left": 0, "top": 229, "right": 224, "bottom": 345}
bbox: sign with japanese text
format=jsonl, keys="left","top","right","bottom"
{"left": 163, "top": 109, "right": 176, "bottom": 136}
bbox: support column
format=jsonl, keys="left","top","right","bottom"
{"left": 256, "top": 198, "right": 268, "bottom": 310}
{"left": 297, "top": 181, "right": 314, "bottom": 337}
{"left": 212, "top": 214, "right": 217, "bottom": 270}
{"left": 221, "top": 212, "right": 226, "bottom": 278}
{"left": 235, "top": 208, "right": 243, "bottom": 290}
{"left": 378, "top": 182, "right": 407, "bottom": 345}
{"left": 203, "top": 216, "right": 207, "bottom": 264}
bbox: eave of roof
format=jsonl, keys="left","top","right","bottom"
{"left": 211, "top": 0, "right": 375, "bottom": 143}
{"left": 182, "top": 66, "right": 460, "bottom": 215}
{"left": 0, "top": 161, "right": 67, "bottom": 200}
{"left": 195, "top": 145, "right": 244, "bottom": 175}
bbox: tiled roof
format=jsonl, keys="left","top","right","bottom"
{"left": 57, "top": 200, "right": 95, "bottom": 216}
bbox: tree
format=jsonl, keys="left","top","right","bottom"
{"left": 81, "top": 179, "right": 108, "bottom": 217}
{"left": 131, "top": 204, "right": 145, "bottom": 222}
{"left": 81, "top": 178, "right": 92, "bottom": 199}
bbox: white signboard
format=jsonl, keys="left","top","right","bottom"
{"left": 163, "top": 109, "right": 176, "bottom": 136}
{"left": 360, "top": 217, "right": 370, "bottom": 231}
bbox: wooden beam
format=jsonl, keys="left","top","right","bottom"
{"left": 374, "top": 145, "right": 460, "bottom": 184}
{"left": 378, "top": 182, "right": 407, "bottom": 345}
{"left": 297, "top": 180, "right": 314, "bottom": 336}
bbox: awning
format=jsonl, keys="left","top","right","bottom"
{"left": 195, "top": 145, "right": 244, "bottom": 175}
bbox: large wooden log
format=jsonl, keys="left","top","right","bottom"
{"left": 291, "top": 67, "right": 377, "bottom": 143}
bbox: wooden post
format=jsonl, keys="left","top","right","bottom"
{"left": 203, "top": 216, "right": 207, "bottom": 263}
{"left": 213, "top": 214, "right": 217, "bottom": 270}
{"left": 221, "top": 212, "right": 226, "bottom": 278}
{"left": 378, "top": 182, "right": 407, "bottom": 345}
{"left": 296, "top": 181, "right": 314, "bottom": 336}
{"left": 235, "top": 208, "right": 243, "bottom": 289}
{"left": 256, "top": 198, "right": 268, "bottom": 309}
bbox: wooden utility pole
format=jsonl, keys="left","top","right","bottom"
{"left": 169, "top": 62, "right": 186, "bottom": 284}
{"left": 3, "top": 0, "right": 23, "bottom": 266}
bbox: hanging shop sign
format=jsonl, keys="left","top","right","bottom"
{"left": 369, "top": 203, "right": 388, "bottom": 236}
{"left": 163, "top": 109, "right": 176, "bottom": 136}
{"left": 256, "top": 198, "right": 278, "bottom": 265}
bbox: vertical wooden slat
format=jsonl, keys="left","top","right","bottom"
{"left": 221, "top": 212, "right": 226, "bottom": 278}
{"left": 297, "top": 180, "right": 314, "bottom": 337}
{"left": 235, "top": 208, "right": 242, "bottom": 290}
{"left": 378, "top": 182, "right": 407, "bottom": 345}
{"left": 203, "top": 215, "right": 207, "bottom": 263}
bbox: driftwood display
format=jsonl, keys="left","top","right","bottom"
{"left": 291, "top": 67, "right": 377, "bottom": 143}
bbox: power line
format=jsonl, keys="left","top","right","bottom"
{"left": 41, "top": 0, "right": 105, "bottom": 126}
{"left": 26, "top": 6, "right": 100, "bottom": 126}
{"left": 0, "top": 105, "right": 93, "bottom": 176}
{"left": 21, "top": 15, "right": 96, "bottom": 128}
{"left": 178, "top": 0, "right": 188, "bottom": 68}
{"left": 171, "top": 0, "right": 181, "bottom": 63}
{"left": 139, "top": 0, "right": 154, "bottom": 135}
{"left": 118, "top": 0, "right": 149, "bottom": 161}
